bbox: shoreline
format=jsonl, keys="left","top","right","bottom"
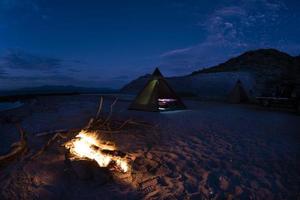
{"left": 0, "top": 101, "right": 25, "bottom": 112}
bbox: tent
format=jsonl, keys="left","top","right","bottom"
{"left": 228, "top": 79, "right": 249, "bottom": 103}
{"left": 129, "top": 68, "right": 186, "bottom": 111}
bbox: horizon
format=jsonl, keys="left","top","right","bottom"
{"left": 1, "top": 0, "right": 300, "bottom": 90}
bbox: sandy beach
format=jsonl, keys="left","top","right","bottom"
{"left": 0, "top": 95, "right": 299, "bottom": 199}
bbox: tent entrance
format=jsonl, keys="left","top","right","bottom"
{"left": 158, "top": 98, "right": 179, "bottom": 111}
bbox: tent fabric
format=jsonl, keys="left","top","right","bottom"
{"left": 228, "top": 80, "right": 249, "bottom": 103}
{"left": 129, "top": 68, "right": 186, "bottom": 112}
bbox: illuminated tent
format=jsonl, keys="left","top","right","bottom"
{"left": 228, "top": 79, "right": 249, "bottom": 103}
{"left": 129, "top": 68, "right": 186, "bottom": 111}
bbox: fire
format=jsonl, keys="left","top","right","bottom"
{"left": 65, "top": 130, "right": 129, "bottom": 172}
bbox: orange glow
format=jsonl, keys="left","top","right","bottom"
{"left": 65, "top": 130, "right": 129, "bottom": 172}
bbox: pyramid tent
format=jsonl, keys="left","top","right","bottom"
{"left": 129, "top": 68, "right": 186, "bottom": 111}
{"left": 228, "top": 79, "right": 249, "bottom": 103}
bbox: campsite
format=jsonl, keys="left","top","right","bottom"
{"left": 0, "top": 66, "right": 299, "bottom": 199}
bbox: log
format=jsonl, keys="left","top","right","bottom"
{"left": 90, "top": 144, "right": 126, "bottom": 158}
{"left": 0, "top": 125, "right": 28, "bottom": 167}
{"left": 127, "top": 120, "right": 155, "bottom": 128}
{"left": 100, "top": 149, "right": 126, "bottom": 158}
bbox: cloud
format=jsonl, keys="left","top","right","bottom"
{"left": 160, "top": 40, "right": 246, "bottom": 75}
{"left": 0, "top": 49, "right": 128, "bottom": 89}
{"left": 0, "top": 0, "right": 40, "bottom": 12}
{"left": 0, "top": 69, "right": 7, "bottom": 76}
{"left": 0, "top": 49, "right": 61, "bottom": 71}
{"left": 0, "top": 0, "right": 49, "bottom": 22}
{"left": 160, "top": 47, "right": 192, "bottom": 57}
{"left": 68, "top": 68, "right": 82, "bottom": 73}
{"left": 214, "top": 6, "right": 246, "bottom": 17}
{"left": 159, "top": 0, "right": 292, "bottom": 75}
{"left": 201, "top": 0, "right": 287, "bottom": 46}
{"left": 0, "top": 49, "right": 91, "bottom": 89}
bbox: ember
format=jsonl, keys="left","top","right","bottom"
{"left": 65, "top": 130, "right": 129, "bottom": 172}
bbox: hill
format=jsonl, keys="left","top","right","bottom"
{"left": 121, "top": 49, "right": 300, "bottom": 99}
{"left": 191, "top": 49, "right": 297, "bottom": 74}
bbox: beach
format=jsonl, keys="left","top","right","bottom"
{"left": 0, "top": 95, "right": 299, "bottom": 199}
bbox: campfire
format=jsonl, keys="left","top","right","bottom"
{"left": 0, "top": 97, "right": 166, "bottom": 200}
{"left": 65, "top": 130, "right": 129, "bottom": 173}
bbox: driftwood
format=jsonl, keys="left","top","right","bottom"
{"left": 85, "top": 118, "right": 94, "bottom": 129}
{"left": 0, "top": 125, "right": 28, "bottom": 167}
{"left": 86, "top": 96, "right": 156, "bottom": 133}
{"left": 117, "top": 118, "right": 133, "bottom": 130}
{"left": 11, "top": 96, "right": 155, "bottom": 163}
{"left": 95, "top": 96, "right": 103, "bottom": 119}
{"left": 31, "top": 132, "right": 67, "bottom": 160}
{"left": 31, "top": 95, "right": 156, "bottom": 161}
{"left": 86, "top": 97, "right": 119, "bottom": 131}
{"left": 127, "top": 120, "right": 156, "bottom": 128}
{"left": 114, "top": 119, "right": 156, "bottom": 131}
{"left": 30, "top": 95, "right": 122, "bottom": 160}
{"left": 103, "top": 97, "right": 118, "bottom": 125}
{"left": 35, "top": 129, "right": 68, "bottom": 137}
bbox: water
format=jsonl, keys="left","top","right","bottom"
{"left": 0, "top": 101, "right": 23, "bottom": 111}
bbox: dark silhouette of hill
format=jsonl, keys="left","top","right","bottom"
{"left": 121, "top": 49, "right": 300, "bottom": 97}
{"left": 191, "top": 49, "right": 300, "bottom": 80}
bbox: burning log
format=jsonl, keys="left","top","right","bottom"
{"left": 100, "top": 149, "right": 126, "bottom": 158}
{"left": 0, "top": 125, "right": 28, "bottom": 167}
{"left": 88, "top": 144, "right": 126, "bottom": 158}
{"left": 64, "top": 130, "right": 130, "bottom": 173}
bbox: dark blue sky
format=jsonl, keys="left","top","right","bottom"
{"left": 0, "top": 0, "right": 300, "bottom": 89}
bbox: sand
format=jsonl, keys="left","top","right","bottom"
{"left": 0, "top": 95, "right": 299, "bottom": 199}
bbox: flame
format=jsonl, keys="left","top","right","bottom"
{"left": 65, "top": 130, "right": 129, "bottom": 172}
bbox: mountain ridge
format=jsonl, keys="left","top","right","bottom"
{"left": 190, "top": 48, "right": 299, "bottom": 75}
{"left": 121, "top": 48, "right": 300, "bottom": 98}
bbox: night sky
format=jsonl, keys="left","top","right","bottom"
{"left": 0, "top": 0, "right": 300, "bottom": 90}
